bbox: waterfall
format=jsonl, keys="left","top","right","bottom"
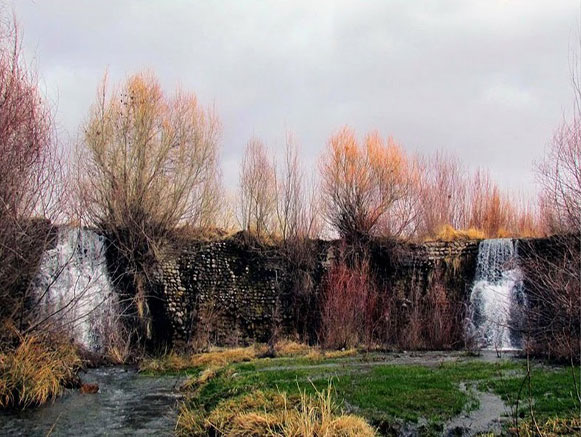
{"left": 467, "top": 238, "right": 525, "bottom": 350}
{"left": 32, "top": 227, "right": 119, "bottom": 352}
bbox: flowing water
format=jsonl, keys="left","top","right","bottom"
{"left": 467, "top": 239, "right": 525, "bottom": 350}
{"left": 32, "top": 227, "right": 119, "bottom": 352}
{"left": 0, "top": 367, "right": 184, "bottom": 436}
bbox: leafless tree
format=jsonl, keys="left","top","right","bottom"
{"left": 523, "top": 34, "right": 581, "bottom": 364}
{"left": 274, "top": 132, "right": 320, "bottom": 242}
{"left": 417, "top": 151, "right": 468, "bottom": 237}
{"left": 238, "top": 137, "right": 277, "bottom": 239}
{"left": 0, "top": 15, "right": 65, "bottom": 341}
{"left": 77, "top": 72, "right": 221, "bottom": 344}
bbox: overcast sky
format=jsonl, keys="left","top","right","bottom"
{"left": 10, "top": 0, "right": 580, "bottom": 195}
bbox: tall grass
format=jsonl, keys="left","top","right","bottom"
{"left": 0, "top": 335, "right": 82, "bottom": 409}
{"left": 177, "top": 384, "right": 377, "bottom": 436}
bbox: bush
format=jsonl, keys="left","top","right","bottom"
{"left": 520, "top": 235, "right": 580, "bottom": 363}
{"left": 0, "top": 335, "right": 82, "bottom": 409}
{"left": 320, "top": 256, "right": 378, "bottom": 349}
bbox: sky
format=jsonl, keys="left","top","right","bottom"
{"left": 10, "top": 0, "right": 581, "bottom": 195}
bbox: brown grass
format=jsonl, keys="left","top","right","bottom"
{"left": 177, "top": 385, "right": 377, "bottom": 437}
{"left": 432, "top": 225, "right": 485, "bottom": 241}
{"left": 510, "top": 416, "right": 581, "bottom": 436}
{"left": 140, "top": 345, "right": 267, "bottom": 373}
{"left": 140, "top": 341, "right": 357, "bottom": 374}
{"left": 0, "top": 335, "right": 82, "bottom": 409}
{"left": 191, "top": 346, "right": 264, "bottom": 367}
{"left": 274, "top": 340, "right": 312, "bottom": 357}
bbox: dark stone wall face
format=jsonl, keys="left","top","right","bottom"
{"left": 153, "top": 237, "right": 481, "bottom": 349}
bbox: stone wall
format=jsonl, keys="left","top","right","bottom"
{"left": 153, "top": 236, "right": 481, "bottom": 348}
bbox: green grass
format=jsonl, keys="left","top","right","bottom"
{"left": 479, "top": 365, "right": 581, "bottom": 419}
{"left": 170, "top": 352, "right": 579, "bottom": 435}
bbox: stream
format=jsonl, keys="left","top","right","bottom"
{"left": 0, "top": 367, "right": 184, "bottom": 436}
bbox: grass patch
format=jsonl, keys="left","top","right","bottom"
{"left": 139, "top": 345, "right": 267, "bottom": 374}
{"left": 176, "top": 352, "right": 540, "bottom": 435}
{"left": 177, "top": 384, "right": 377, "bottom": 437}
{"left": 479, "top": 365, "right": 581, "bottom": 420}
{"left": 0, "top": 335, "right": 82, "bottom": 409}
{"left": 139, "top": 342, "right": 358, "bottom": 375}
{"left": 147, "top": 347, "right": 578, "bottom": 435}
{"left": 512, "top": 416, "right": 581, "bottom": 436}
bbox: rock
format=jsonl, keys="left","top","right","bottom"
{"left": 80, "top": 383, "right": 99, "bottom": 394}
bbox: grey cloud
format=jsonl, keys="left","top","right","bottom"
{"left": 11, "top": 0, "right": 579, "bottom": 193}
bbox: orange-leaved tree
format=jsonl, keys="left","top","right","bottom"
{"left": 320, "top": 127, "right": 415, "bottom": 240}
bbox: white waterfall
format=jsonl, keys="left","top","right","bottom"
{"left": 467, "top": 238, "right": 525, "bottom": 350}
{"left": 32, "top": 227, "right": 119, "bottom": 352}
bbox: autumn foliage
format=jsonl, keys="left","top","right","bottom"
{"left": 320, "top": 128, "right": 416, "bottom": 240}
{"left": 318, "top": 127, "right": 540, "bottom": 242}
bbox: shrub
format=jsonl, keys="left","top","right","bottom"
{"left": 320, "top": 256, "right": 378, "bottom": 349}
{"left": 0, "top": 335, "right": 82, "bottom": 409}
{"left": 520, "top": 235, "right": 580, "bottom": 363}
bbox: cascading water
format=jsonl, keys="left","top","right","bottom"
{"left": 32, "top": 227, "right": 119, "bottom": 352}
{"left": 467, "top": 238, "right": 525, "bottom": 350}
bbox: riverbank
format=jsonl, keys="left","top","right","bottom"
{"left": 170, "top": 349, "right": 579, "bottom": 436}
{"left": 1, "top": 348, "right": 578, "bottom": 436}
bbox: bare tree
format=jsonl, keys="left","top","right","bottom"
{"left": 537, "top": 34, "right": 581, "bottom": 234}
{"left": 538, "top": 115, "right": 581, "bottom": 234}
{"left": 77, "top": 72, "right": 221, "bottom": 345}
{"left": 320, "top": 127, "right": 414, "bottom": 240}
{"left": 0, "top": 15, "right": 64, "bottom": 340}
{"left": 417, "top": 151, "right": 468, "bottom": 237}
{"left": 274, "top": 132, "right": 320, "bottom": 242}
{"left": 523, "top": 33, "right": 581, "bottom": 364}
{"left": 238, "top": 137, "right": 277, "bottom": 239}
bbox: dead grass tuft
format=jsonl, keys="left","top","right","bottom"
{"left": 141, "top": 346, "right": 264, "bottom": 374}
{"left": 433, "top": 225, "right": 485, "bottom": 241}
{"left": 0, "top": 335, "right": 82, "bottom": 409}
{"left": 323, "top": 349, "right": 357, "bottom": 359}
{"left": 139, "top": 351, "right": 191, "bottom": 373}
{"left": 511, "top": 416, "right": 581, "bottom": 437}
{"left": 191, "top": 346, "right": 263, "bottom": 367}
{"left": 177, "top": 384, "right": 377, "bottom": 436}
{"left": 274, "top": 340, "right": 312, "bottom": 357}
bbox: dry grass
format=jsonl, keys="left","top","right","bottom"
{"left": 139, "top": 351, "right": 192, "bottom": 373}
{"left": 510, "top": 416, "right": 581, "bottom": 436}
{"left": 141, "top": 343, "right": 357, "bottom": 376}
{"left": 0, "top": 335, "right": 82, "bottom": 409}
{"left": 433, "top": 225, "right": 486, "bottom": 241}
{"left": 191, "top": 346, "right": 264, "bottom": 367}
{"left": 274, "top": 340, "right": 312, "bottom": 357}
{"left": 140, "top": 345, "right": 267, "bottom": 373}
{"left": 177, "top": 385, "right": 377, "bottom": 437}
{"left": 323, "top": 349, "right": 357, "bottom": 359}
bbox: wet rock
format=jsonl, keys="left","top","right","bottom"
{"left": 80, "top": 383, "right": 99, "bottom": 394}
